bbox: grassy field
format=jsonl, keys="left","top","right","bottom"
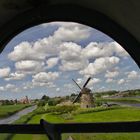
{"left": 99, "top": 97, "right": 140, "bottom": 103}
{"left": 27, "top": 107, "right": 140, "bottom": 123}
{"left": 9, "top": 106, "right": 140, "bottom": 140}
{"left": 0, "top": 104, "right": 30, "bottom": 118}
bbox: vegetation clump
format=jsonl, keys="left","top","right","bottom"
{"left": 45, "top": 105, "right": 78, "bottom": 115}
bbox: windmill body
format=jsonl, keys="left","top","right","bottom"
{"left": 80, "top": 88, "right": 94, "bottom": 108}
{"left": 72, "top": 78, "right": 95, "bottom": 108}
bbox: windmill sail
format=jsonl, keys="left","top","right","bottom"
{"left": 72, "top": 77, "right": 91, "bottom": 103}
{"left": 83, "top": 77, "right": 91, "bottom": 87}
{"left": 72, "top": 79, "right": 82, "bottom": 90}
{"left": 73, "top": 92, "right": 82, "bottom": 103}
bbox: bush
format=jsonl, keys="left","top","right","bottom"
{"left": 38, "top": 100, "right": 46, "bottom": 107}
{"left": 48, "top": 99, "right": 62, "bottom": 106}
{"left": 72, "top": 106, "right": 121, "bottom": 115}
{"left": 95, "top": 100, "right": 103, "bottom": 107}
{"left": 61, "top": 113, "right": 73, "bottom": 120}
{"left": 45, "top": 105, "right": 78, "bottom": 114}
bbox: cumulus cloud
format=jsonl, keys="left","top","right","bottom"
{"left": 15, "top": 60, "right": 45, "bottom": 74}
{"left": 0, "top": 86, "right": 5, "bottom": 91}
{"left": 82, "top": 42, "right": 113, "bottom": 59}
{"left": 105, "top": 70, "right": 119, "bottom": 78}
{"left": 118, "top": 79, "right": 125, "bottom": 84}
{"left": 4, "top": 22, "right": 135, "bottom": 96}
{"left": 106, "top": 78, "right": 114, "bottom": 83}
{"left": 5, "top": 72, "right": 26, "bottom": 81}
{"left": 82, "top": 42, "right": 129, "bottom": 59}
{"left": 0, "top": 83, "right": 22, "bottom": 92}
{"left": 76, "top": 78, "right": 83, "bottom": 85}
{"left": 41, "top": 22, "right": 90, "bottom": 41}
{"left": 8, "top": 22, "right": 90, "bottom": 62}
{"left": 87, "top": 78, "right": 101, "bottom": 87}
{"left": 8, "top": 42, "right": 38, "bottom": 61}
{"left": 59, "top": 42, "right": 88, "bottom": 71}
{"left": 7, "top": 22, "right": 91, "bottom": 82}
{"left": 46, "top": 57, "right": 59, "bottom": 69}
{"left": 32, "top": 72, "right": 59, "bottom": 83}
{"left": 5, "top": 83, "right": 15, "bottom": 89}
{"left": 80, "top": 56, "right": 120, "bottom": 76}
{"left": 8, "top": 40, "right": 58, "bottom": 62}
{"left": 53, "top": 23, "right": 90, "bottom": 42}
{"left": 113, "top": 42, "right": 129, "bottom": 57}
{"left": 56, "top": 88, "right": 60, "bottom": 92}
{"left": 64, "top": 83, "right": 75, "bottom": 89}
{"left": 127, "top": 71, "right": 139, "bottom": 79}
{"left": 74, "top": 77, "right": 100, "bottom": 89}
{"left": 0, "top": 67, "right": 11, "bottom": 78}
{"left": 32, "top": 81, "right": 56, "bottom": 88}
{"left": 41, "top": 22, "right": 87, "bottom": 28}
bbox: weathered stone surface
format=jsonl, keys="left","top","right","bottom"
{"left": 80, "top": 88, "right": 94, "bottom": 108}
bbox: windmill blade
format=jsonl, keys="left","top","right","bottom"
{"left": 83, "top": 77, "right": 91, "bottom": 87}
{"left": 72, "top": 79, "right": 82, "bottom": 90}
{"left": 73, "top": 92, "right": 82, "bottom": 103}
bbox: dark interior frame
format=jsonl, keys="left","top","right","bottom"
{"left": 0, "top": 3, "right": 139, "bottom": 140}
{"left": 0, "top": 4, "right": 140, "bottom": 67}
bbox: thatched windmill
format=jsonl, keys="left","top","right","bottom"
{"left": 72, "top": 77, "right": 94, "bottom": 108}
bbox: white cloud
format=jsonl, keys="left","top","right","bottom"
{"left": 64, "top": 83, "right": 75, "bottom": 89}
{"left": 53, "top": 23, "right": 90, "bottom": 42}
{"left": 56, "top": 88, "right": 60, "bottom": 92}
{"left": 118, "top": 79, "right": 125, "bottom": 84}
{"left": 22, "top": 82, "right": 34, "bottom": 90}
{"left": 8, "top": 40, "right": 58, "bottom": 62}
{"left": 32, "top": 81, "right": 56, "bottom": 88}
{"left": 59, "top": 42, "right": 82, "bottom": 61}
{"left": 82, "top": 42, "right": 113, "bottom": 59}
{"left": 0, "top": 83, "right": 21, "bottom": 93}
{"left": 105, "top": 70, "right": 119, "bottom": 78}
{"left": 32, "top": 72, "right": 59, "bottom": 84}
{"left": 8, "top": 42, "right": 38, "bottom": 61}
{"left": 106, "top": 78, "right": 114, "bottom": 83}
{"left": 0, "top": 67, "right": 11, "bottom": 78}
{"left": 80, "top": 56, "right": 120, "bottom": 76}
{"left": 59, "top": 42, "right": 88, "bottom": 71}
{"left": 5, "top": 84, "right": 15, "bottom": 90}
{"left": 76, "top": 78, "right": 83, "bottom": 85}
{"left": 74, "top": 77, "right": 100, "bottom": 89}
{"left": 113, "top": 42, "right": 129, "bottom": 57}
{"left": 15, "top": 60, "right": 45, "bottom": 74}
{"left": 127, "top": 71, "right": 139, "bottom": 79}
{"left": 87, "top": 78, "right": 101, "bottom": 87}
{"left": 82, "top": 42, "right": 129, "bottom": 59}
{"left": 8, "top": 22, "right": 90, "bottom": 63}
{"left": 46, "top": 57, "right": 59, "bottom": 69}
{"left": 0, "top": 86, "right": 5, "bottom": 91}
{"left": 60, "top": 60, "right": 88, "bottom": 71}
{"left": 5, "top": 72, "right": 26, "bottom": 81}
{"left": 41, "top": 22, "right": 89, "bottom": 28}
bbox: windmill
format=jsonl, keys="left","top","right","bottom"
{"left": 72, "top": 77, "right": 94, "bottom": 108}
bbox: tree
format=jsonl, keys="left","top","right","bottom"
{"left": 41, "top": 95, "right": 50, "bottom": 101}
{"left": 38, "top": 100, "right": 46, "bottom": 107}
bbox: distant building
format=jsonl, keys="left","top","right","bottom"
{"left": 19, "top": 96, "right": 30, "bottom": 104}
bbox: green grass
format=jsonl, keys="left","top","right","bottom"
{"left": 31, "top": 107, "right": 140, "bottom": 123}
{"left": 73, "top": 107, "right": 140, "bottom": 122}
{"left": 62, "top": 133, "right": 140, "bottom": 140}
{"left": 99, "top": 97, "right": 140, "bottom": 103}
{"left": 0, "top": 104, "right": 30, "bottom": 118}
{"left": 4, "top": 106, "right": 140, "bottom": 140}
{"left": 8, "top": 133, "right": 140, "bottom": 140}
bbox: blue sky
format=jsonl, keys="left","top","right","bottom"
{"left": 0, "top": 22, "right": 139, "bottom": 99}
